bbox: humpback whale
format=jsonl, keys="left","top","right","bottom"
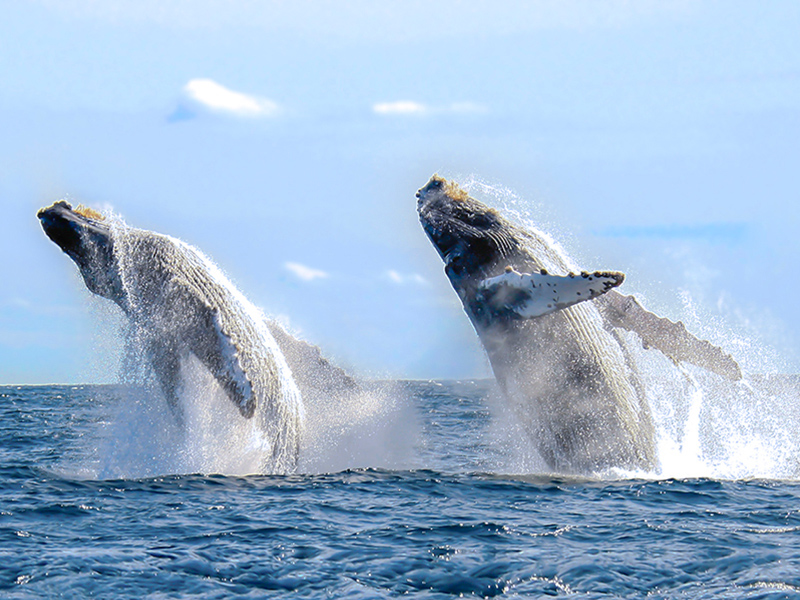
{"left": 417, "top": 175, "right": 742, "bottom": 474}
{"left": 38, "top": 201, "right": 304, "bottom": 471}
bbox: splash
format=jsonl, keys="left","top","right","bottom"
{"left": 298, "top": 379, "right": 420, "bottom": 474}
{"left": 80, "top": 212, "right": 418, "bottom": 478}
{"left": 458, "top": 175, "right": 800, "bottom": 480}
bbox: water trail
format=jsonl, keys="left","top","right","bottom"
{"left": 97, "top": 355, "right": 291, "bottom": 479}
{"left": 680, "top": 368, "right": 704, "bottom": 462}
{"left": 650, "top": 364, "right": 708, "bottom": 478}
{"left": 459, "top": 175, "right": 800, "bottom": 480}
{"left": 92, "top": 332, "right": 419, "bottom": 478}
{"left": 648, "top": 367, "right": 800, "bottom": 480}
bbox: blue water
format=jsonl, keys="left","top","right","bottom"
{"left": 3, "top": 382, "right": 800, "bottom": 599}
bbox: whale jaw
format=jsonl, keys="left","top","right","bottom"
{"left": 38, "top": 201, "right": 124, "bottom": 304}
{"left": 38, "top": 201, "right": 86, "bottom": 261}
{"left": 416, "top": 175, "right": 520, "bottom": 290}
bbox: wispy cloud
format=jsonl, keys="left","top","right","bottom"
{"left": 180, "top": 78, "right": 280, "bottom": 118}
{"left": 372, "top": 100, "right": 488, "bottom": 116}
{"left": 372, "top": 100, "right": 427, "bottom": 115}
{"left": 5, "top": 297, "right": 32, "bottom": 310}
{"left": 385, "top": 270, "right": 427, "bottom": 285}
{"left": 284, "top": 262, "right": 329, "bottom": 282}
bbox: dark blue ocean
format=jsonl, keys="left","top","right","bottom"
{"left": 3, "top": 380, "right": 800, "bottom": 599}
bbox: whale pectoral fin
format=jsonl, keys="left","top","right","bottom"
{"left": 168, "top": 284, "right": 256, "bottom": 419}
{"left": 145, "top": 338, "right": 185, "bottom": 426}
{"left": 478, "top": 268, "right": 625, "bottom": 319}
{"left": 600, "top": 290, "right": 742, "bottom": 381}
{"left": 194, "top": 306, "right": 257, "bottom": 419}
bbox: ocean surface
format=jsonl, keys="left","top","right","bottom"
{"left": 3, "top": 380, "right": 800, "bottom": 599}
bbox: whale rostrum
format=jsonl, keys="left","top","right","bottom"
{"left": 417, "top": 174, "right": 742, "bottom": 474}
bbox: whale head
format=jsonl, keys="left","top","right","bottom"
{"left": 417, "top": 175, "right": 629, "bottom": 326}
{"left": 38, "top": 201, "right": 125, "bottom": 304}
{"left": 416, "top": 175, "right": 522, "bottom": 286}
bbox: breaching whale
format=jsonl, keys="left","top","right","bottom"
{"left": 38, "top": 200, "right": 304, "bottom": 470}
{"left": 417, "top": 175, "right": 742, "bottom": 474}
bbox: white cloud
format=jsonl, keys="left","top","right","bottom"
{"left": 385, "top": 270, "right": 427, "bottom": 285}
{"left": 285, "top": 262, "right": 329, "bottom": 282}
{"left": 372, "top": 100, "right": 428, "bottom": 115}
{"left": 386, "top": 270, "right": 404, "bottom": 284}
{"left": 183, "top": 78, "right": 280, "bottom": 117}
{"left": 373, "top": 100, "right": 488, "bottom": 117}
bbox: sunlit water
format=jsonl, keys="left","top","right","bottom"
{"left": 3, "top": 381, "right": 800, "bottom": 599}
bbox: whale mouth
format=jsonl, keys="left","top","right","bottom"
{"left": 38, "top": 200, "right": 124, "bottom": 301}
{"left": 38, "top": 201, "right": 111, "bottom": 260}
{"left": 39, "top": 201, "right": 86, "bottom": 261}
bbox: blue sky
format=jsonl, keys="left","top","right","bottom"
{"left": 1, "top": 1, "right": 799, "bottom": 383}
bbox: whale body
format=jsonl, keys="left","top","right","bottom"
{"left": 38, "top": 201, "right": 304, "bottom": 471}
{"left": 417, "top": 175, "right": 741, "bottom": 474}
